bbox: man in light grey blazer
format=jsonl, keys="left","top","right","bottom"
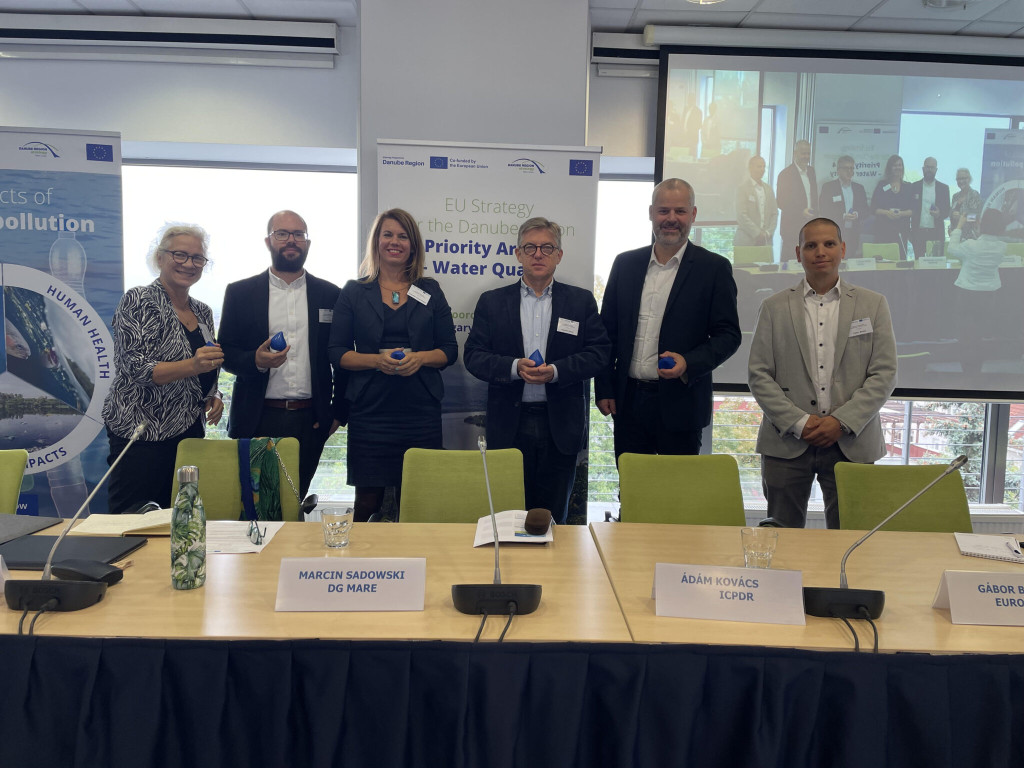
{"left": 734, "top": 155, "right": 778, "bottom": 249}
{"left": 748, "top": 217, "right": 897, "bottom": 528}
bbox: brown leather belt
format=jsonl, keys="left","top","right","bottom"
{"left": 264, "top": 398, "right": 313, "bottom": 411}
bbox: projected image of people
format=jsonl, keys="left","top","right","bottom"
{"left": 871, "top": 155, "right": 913, "bottom": 260}
{"left": 949, "top": 208, "right": 1008, "bottom": 374}
{"left": 657, "top": 51, "right": 1024, "bottom": 394}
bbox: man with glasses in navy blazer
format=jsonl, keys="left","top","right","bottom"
{"left": 464, "top": 217, "right": 610, "bottom": 524}
{"left": 219, "top": 210, "right": 346, "bottom": 497}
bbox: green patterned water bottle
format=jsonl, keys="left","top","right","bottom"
{"left": 171, "top": 465, "right": 206, "bottom": 590}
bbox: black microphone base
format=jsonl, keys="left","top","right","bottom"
{"left": 452, "top": 584, "right": 541, "bottom": 615}
{"left": 5, "top": 580, "right": 107, "bottom": 612}
{"left": 803, "top": 586, "right": 884, "bottom": 619}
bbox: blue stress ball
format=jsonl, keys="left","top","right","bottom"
{"left": 391, "top": 350, "right": 406, "bottom": 360}
{"left": 529, "top": 349, "right": 544, "bottom": 366}
{"left": 270, "top": 332, "right": 287, "bottom": 351}
{"left": 658, "top": 357, "right": 674, "bottom": 370}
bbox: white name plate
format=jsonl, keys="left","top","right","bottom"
{"left": 932, "top": 570, "right": 1024, "bottom": 626}
{"left": 844, "top": 257, "right": 876, "bottom": 272}
{"left": 275, "top": 557, "right": 426, "bottom": 612}
{"left": 915, "top": 256, "right": 946, "bottom": 269}
{"left": 653, "top": 563, "right": 805, "bottom": 625}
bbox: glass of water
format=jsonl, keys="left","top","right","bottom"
{"left": 741, "top": 527, "right": 778, "bottom": 569}
{"left": 321, "top": 506, "right": 354, "bottom": 548}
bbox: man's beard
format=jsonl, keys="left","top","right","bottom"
{"left": 272, "top": 247, "right": 307, "bottom": 273}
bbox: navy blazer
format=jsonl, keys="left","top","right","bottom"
{"left": 219, "top": 270, "right": 347, "bottom": 438}
{"left": 464, "top": 280, "right": 610, "bottom": 456}
{"left": 818, "top": 179, "right": 869, "bottom": 246}
{"left": 595, "top": 243, "right": 741, "bottom": 430}
{"left": 327, "top": 277, "right": 457, "bottom": 405}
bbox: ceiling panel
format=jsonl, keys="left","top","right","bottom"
{"left": 590, "top": 8, "right": 639, "bottom": 31}
{"left": 634, "top": 9, "right": 749, "bottom": 26}
{"left": 975, "top": 0, "right": 1024, "bottom": 22}
{"left": 851, "top": 16, "right": 972, "bottom": 32}
{"left": 869, "top": 0, "right": 1002, "bottom": 20}
{"left": 753, "top": 0, "right": 882, "bottom": 13}
{"left": 241, "top": 0, "right": 356, "bottom": 23}
{"left": 640, "top": 0, "right": 759, "bottom": 11}
{"left": 129, "top": 0, "right": 249, "bottom": 17}
{"left": 742, "top": 12, "right": 860, "bottom": 29}
{"left": 960, "top": 19, "right": 1020, "bottom": 33}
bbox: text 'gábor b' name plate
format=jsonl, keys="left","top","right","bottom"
{"left": 932, "top": 570, "right": 1024, "bottom": 626}
{"left": 653, "top": 563, "right": 805, "bottom": 625}
{"left": 275, "top": 557, "right": 426, "bottom": 611}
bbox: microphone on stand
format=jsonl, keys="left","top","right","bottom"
{"left": 451, "top": 436, "right": 542, "bottom": 616}
{"left": 803, "top": 455, "right": 969, "bottom": 619}
{"left": 5, "top": 422, "right": 147, "bottom": 612}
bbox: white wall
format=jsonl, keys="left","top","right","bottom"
{"left": 588, "top": 66, "right": 658, "bottom": 159}
{"left": 357, "top": 0, "right": 591, "bottom": 239}
{"left": 0, "top": 26, "right": 359, "bottom": 148}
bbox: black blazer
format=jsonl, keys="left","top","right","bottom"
{"left": 909, "top": 179, "right": 951, "bottom": 229}
{"left": 218, "top": 270, "right": 346, "bottom": 437}
{"left": 776, "top": 162, "right": 818, "bottom": 247}
{"left": 818, "top": 179, "right": 869, "bottom": 240}
{"left": 327, "top": 277, "right": 457, "bottom": 405}
{"left": 595, "top": 244, "right": 741, "bottom": 430}
{"left": 464, "top": 280, "right": 610, "bottom": 456}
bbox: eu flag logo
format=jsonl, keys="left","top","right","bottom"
{"left": 86, "top": 143, "right": 114, "bottom": 162}
{"left": 569, "top": 159, "right": 593, "bottom": 177}
{"left": 430, "top": 156, "right": 448, "bottom": 169}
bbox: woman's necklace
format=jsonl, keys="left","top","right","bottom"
{"left": 380, "top": 280, "right": 407, "bottom": 305}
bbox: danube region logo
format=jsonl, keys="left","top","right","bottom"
{"left": 18, "top": 142, "right": 61, "bottom": 159}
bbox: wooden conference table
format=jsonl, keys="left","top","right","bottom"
{"left": 591, "top": 521, "right": 1024, "bottom": 653}
{"left": 1, "top": 521, "right": 630, "bottom": 643}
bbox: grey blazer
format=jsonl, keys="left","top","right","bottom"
{"left": 733, "top": 178, "right": 778, "bottom": 247}
{"left": 747, "top": 279, "right": 897, "bottom": 463}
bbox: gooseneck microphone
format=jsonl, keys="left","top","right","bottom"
{"left": 5, "top": 422, "right": 147, "bottom": 612}
{"left": 451, "top": 436, "right": 542, "bottom": 616}
{"left": 803, "top": 455, "right": 969, "bottom": 619}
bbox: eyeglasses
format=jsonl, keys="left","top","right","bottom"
{"left": 270, "top": 229, "right": 309, "bottom": 243}
{"left": 248, "top": 520, "right": 267, "bottom": 545}
{"left": 518, "top": 243, "right": 559, "bottom": 257}
{"left": 162, "top": 250, "right": 210, "bottom": 268}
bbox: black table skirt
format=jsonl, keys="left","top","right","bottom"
{"left": 2, "top": 636, "right": 1022, "bottom": 768}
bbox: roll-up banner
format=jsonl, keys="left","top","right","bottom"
{"left": 377, "top": 139, "right": 600, "bottom": 517}
{"left": 0, "top": 126, "right": 123, "bottom": 517}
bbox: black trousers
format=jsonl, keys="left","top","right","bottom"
{"left": 613, "top": 379, "right": 702, "bottom": 461}
{"left": 106, "top": 419, "right": 203, "bottom": 514}
{"left": 254, "top": 406, "right": 330, "bottom": 499}
{"left": 514, "top": 403, "right": 578, "bottom": 525}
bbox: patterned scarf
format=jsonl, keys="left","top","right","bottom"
{"left": 238, "top": 437, "right": 283, "bottom": 522}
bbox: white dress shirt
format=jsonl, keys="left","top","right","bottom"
{"left": 791, "top": 277, "right": 842, "bottom": 437}
{"left": 264, "top": 270, "right": 312, "bottom": 400}
{"left": 513, "top": 279, "right": 557, "bottom": 402}
{"left": 628, "top": 244, "right": 685, "bottom": 381}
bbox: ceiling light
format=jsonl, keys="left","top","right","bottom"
{"left": 686, "top": 0, "right": 727, "bottom": 4}
{"left": 923, "top": 0, "right": 976, "bottom": 7}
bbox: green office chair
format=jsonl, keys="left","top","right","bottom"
{"left": 171, "top": 438, "right": 302, "bottom": 521}
{"left": 732, "top": 245, "right": 774, "bottom": 266}
{"left": 400, "top": 447, "right": 525, "bottom": 523}
{"left": 836, "top": 462, "right": 972, "bottom": 532}
{"left": 862, "top": 242, "right": 901, "bottom": 261}
{"left": 618, "top": 453, "right": 746, "bottom": 525}
{"left": 1, "top": 449, "right": 29, "bottom": 514}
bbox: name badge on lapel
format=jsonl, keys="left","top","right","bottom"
{"left": 319, "top": 308, "right": 333, "bottom": 323}
{"left": 556, "top": 318, "right": 579, "bottom": 336}
{"left": 408, "top": 285, "right": 431, "bottom": 306}
{"left": 849, "top": 318, "right": 873, "bottom": 337}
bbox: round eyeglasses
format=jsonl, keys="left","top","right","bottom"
{"left": 518, "top": 243, "right": 559, "bottom": 257}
